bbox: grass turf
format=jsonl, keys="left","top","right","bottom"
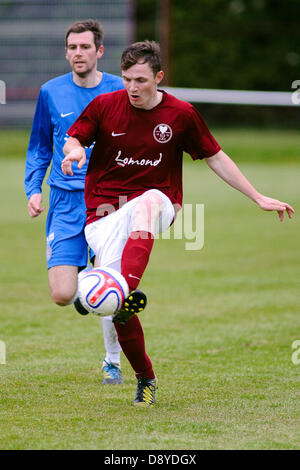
{"left": 0, "top": 129, "right": 299, "bottom": 449}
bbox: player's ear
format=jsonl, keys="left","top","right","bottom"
{"left": 155, "top": 70, "right": 164, "bottom": 85}
{"left": 97, "top": 45, "right": 104, "bottom": 59}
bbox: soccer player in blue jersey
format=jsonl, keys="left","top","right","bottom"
{"left": 24, "top": 19, "right": 124, "bottom": 384}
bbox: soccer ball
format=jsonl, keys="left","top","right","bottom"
{"left": 77, "top": 267, "right": 129, "bottom": 316}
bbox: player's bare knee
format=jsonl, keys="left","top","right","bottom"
{"left": 133, "top": 191, "right": 163, "bottom": 233}
{"left": 50, "top": 287, "right": 75, "bottom": 306}
{"left": 48, "top": 266, "right": 78, "bottom": 306}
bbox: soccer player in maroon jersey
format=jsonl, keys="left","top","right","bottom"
{"left": 61, "top": 40, "right": 294, "bottom": 406}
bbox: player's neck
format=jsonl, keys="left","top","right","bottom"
{"left": 141, "top": 90, "right": 163, "bottom": 110}
{"left": 72, "top": 70, "right": 102, "bottom": 88}
{"left": 154, "top": 90, "right": 163, "bottom": 108}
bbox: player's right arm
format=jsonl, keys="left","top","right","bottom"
{"left": 24, "top": 88, "right": 53, "bottom": 218}
{"left": 28, "top": 193, "right": 44, "bottom": 218}
{"left": 61, "top": 137, "right": 86, "bottom": 176}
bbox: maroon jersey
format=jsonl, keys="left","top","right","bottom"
{"left": 67, "top": 89, "right": 221, "bottom": 225}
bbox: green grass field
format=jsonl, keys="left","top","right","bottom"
{"left": 0, "top": 129, "right": 299, "bottom": 450}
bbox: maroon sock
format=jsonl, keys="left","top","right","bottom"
{"left": 121, "top": 231, "right": 154, "bottom": 290}
{"left": 114, "top": 315, "right": 155, "bottom": 379}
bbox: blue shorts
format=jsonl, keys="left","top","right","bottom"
{"left": 46, "top": 186, "right": 93, "bottom": 269}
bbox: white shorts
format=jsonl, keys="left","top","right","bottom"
{"left": 85, "top": 190, "right": 175, "bottom": 271}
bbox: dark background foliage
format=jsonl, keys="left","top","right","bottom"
{"left": 135, "top": 0, "right": 300, "bottom": 127}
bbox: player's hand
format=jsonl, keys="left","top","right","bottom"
{"left": 256, "top": 195, "right": 295, "bottom": 221}
{"left": 61, "top": 147, "right": 86, "bottom": 176}
{"left": 28, "top": 193, "right": 45, "bottom": 218}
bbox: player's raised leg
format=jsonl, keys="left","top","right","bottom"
{"left": 121, "top": 190, "right": 165, "bottom": 289}
{"left": 114, "top": 190, "right": 170, "bottom": 325}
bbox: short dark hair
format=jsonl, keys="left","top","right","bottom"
{"left": 121, "top": 40, "right": 161, "bottom": 76}
{"left": 65, "top": 19, "right": 104, "bottom": 50}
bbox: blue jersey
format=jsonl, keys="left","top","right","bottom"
{"left": 25, "top": 72, "right": 124, "bottom": 198}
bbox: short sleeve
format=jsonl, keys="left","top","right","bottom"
{"left": 182, "top": 105, "right": 221, "bottom": 160}
{"left": 67, "top": 97, "right": 100, "bottom": 147}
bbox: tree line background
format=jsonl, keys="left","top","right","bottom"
{"left": 135, "top": 0, "right": 300, "bottom": 128}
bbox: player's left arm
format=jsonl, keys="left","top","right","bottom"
{"left": 206, "top": 150, "right": 295, "bottom": 221}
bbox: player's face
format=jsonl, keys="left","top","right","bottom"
{"left": 66, "top": 31, "right": 104, "bottom": 77}
{"left": 122, "top": 62, "right": 164, "bottom": 110}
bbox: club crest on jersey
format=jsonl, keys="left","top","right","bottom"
{"left": 153, "top": 124, "right": 172, "bottom": 143}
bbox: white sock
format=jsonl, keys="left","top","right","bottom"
{"left": 101, "top": 316, "right": 121, "bottom": 367}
